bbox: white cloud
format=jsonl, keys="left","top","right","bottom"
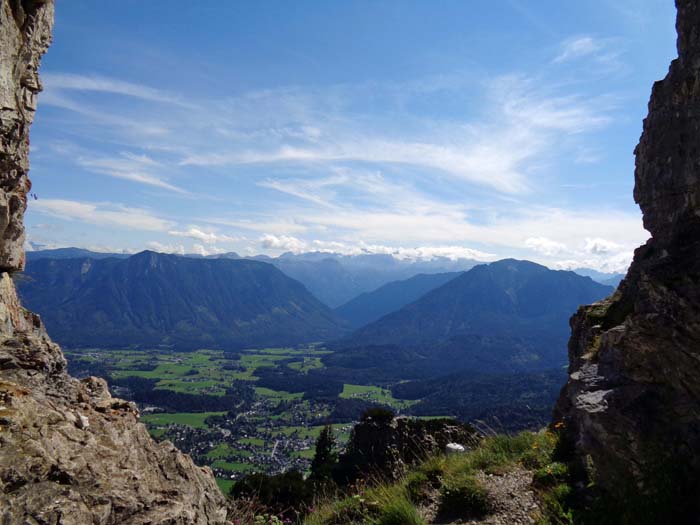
{"left": 554, "top": 36, "right": 605, "bottom": 63}
{"left": 191, "top": 243, "right": 227, "bottom": 256}
{"left": 584, "top": 237, "right": 622, "bottom": 254}
{"left": 258, "top": 235, "right": 496, "bottom": 261}
{"left": 31, "top": 199, "right": 174, "bottom": 232}
{"left": 43, "top": 72, "right": 188, "bottom": 106}
{"left": 147, "top": 241, "right": 186, "bottom": 254}
{"left": 168, "top": 227, "right": 237, "bottom": 244}
{"left": 552, "top": 36, "right": 623, "bottom": 70}
{"left": 260, "top": 234, "right": 308, "bottom": 253}
{"left": 34, "top": 66, "right": 637, "bottom": 273}
{"left": 39, "top": 90, "right": 171, "bottom": 136}
{"left": 525, "top": 237, "right": 567, "bottom": 256}
{"left": 178, "top": 75, "right": 609, "bottom": 195}
{"left": 76, "top": 153, "right": 186, "bottom": 193}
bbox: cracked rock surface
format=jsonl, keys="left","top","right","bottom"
{"left": 555, "top": 0, "right": 700, "bottom": 514}
{"left": 0, "top": 2, "right": 228, "bottom": 523}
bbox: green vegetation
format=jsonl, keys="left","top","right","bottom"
{"left": 65, "top": 346, "right": 421, "bottom": 485}
{"left": 238, "top": 437, "right": 265, "bottom": 447}
{"left": 304, "top": 431, "right": 560, "bottom": 525}
{"left": 80, "top": 346, "right": 330, "bottom": 397}
{"left": 140, "top": 411, "right": 225, "bottom": 429}
{"left": 216, "top": 478, "right": 235, "bottom": 495}
{"left": 206, "top": 443, "right": 252, "bottom": 460}
{"left": 340, "top": 383, "right": 418, "bottom": 409}
{"left": 288, "top": 357, "right": 324, "bottom": 373}
{"left": 253, "top": 386, "right": 304, "bottom": 400}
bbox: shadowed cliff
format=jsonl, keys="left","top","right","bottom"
{"left": 555, "top": 1, "right": 700, "bottom": 521}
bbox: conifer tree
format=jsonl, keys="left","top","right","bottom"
{"left": 309, "top": 425, "right": 337, "bottom": 485}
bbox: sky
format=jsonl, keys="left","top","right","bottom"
{"left": 26, "top": 0, "right": 678, "bottom": 273}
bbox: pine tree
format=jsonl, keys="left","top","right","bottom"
{"left": 309, "top": 425, "right": 337, "bottom": 485}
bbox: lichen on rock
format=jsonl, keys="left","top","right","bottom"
{"left": 0, "top": 2, "right": 229, "bottom": 523}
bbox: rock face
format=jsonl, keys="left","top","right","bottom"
{"left": 335, "top": 413, "right": 478, "bottom": 483}
{"left": 0, "top": 2, "right": 228, "bottom": 523}
{"left": 0, "top": 0, "right": 51, "bottom": 272}
{"left": 555, "top": 0, "right": 700, "bottom": 519}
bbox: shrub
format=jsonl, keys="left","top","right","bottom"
{"left": 533, "top": 462, "right": 568, "bottom": 487}
{"left": 438, "top": 474, "right": 490, "bottom": 519}
{"left": 536, "top": 483, "right": 573, "bottom": 525}
{"left": 376, "top": 496, "right": 424, "bottom": 525}
{"left": 405, "top": 471, "right": 431, "bottom": 504}
{"left": 418, "top": 454, "right": 446, "bottom": 485}
{"left": 230, "top": 470, "right": 312, "bottom": 516}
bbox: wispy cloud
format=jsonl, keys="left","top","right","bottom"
{"left": 552, "top": 36, "right": 624, "bottom": 71}
{"left": 43, "top": 73, "right": 190, "bottom": 106}
{"left": 554, "top": 36, "right": 605, "bottom": 63}
{"left": 177, "top": 75, "right": 610, "bottom": 195}
{"left": 76, "top": 153, "right": 187, "bottom": 193}
{"left": 33, "top": 58, "right": 637, "bottom": 272}
{"left": 31, "top": 199, "right": 174, "bottom": 232}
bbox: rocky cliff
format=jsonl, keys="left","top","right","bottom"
{"left": 0, "top": 2, "right": 228, "bottom": 523}
{"left": 554, "top": 0, "right": 700, "bottom": 520}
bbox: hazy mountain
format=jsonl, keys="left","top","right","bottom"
{"left": 335, "top": 272, "right": 461, "bottom": 328}
{"left": 265, "top": 252, "right": 478, "bottom": 307}
{"left": 17, "top": 251, "right": 346, "bottom": 349}
{"left": 26, "top": 248, "right": 479, "bottom": 308}
{"left": 26, "top": 247, "right": 130, "bottom": 261}
{"left": 269, "top": 256, "right": 364, "bottom": 308}
{"left": 572, "top": 267, "right": 625, "bottom": 287}
{"left": 338, "top": 259, "right": 614, "bottom": 373}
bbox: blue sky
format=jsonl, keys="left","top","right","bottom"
{"left": 27, "top": 0, "right": 677, "bottom": 272}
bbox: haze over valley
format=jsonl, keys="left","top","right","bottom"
{"left": 18, "top": 247, "right": 613, "bottom": 487}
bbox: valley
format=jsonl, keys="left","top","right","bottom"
{"left": 66, "top": 345, "right": 418, "bottom": 492}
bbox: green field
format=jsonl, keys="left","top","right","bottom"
{"left": 141, "top": 411, "right": 225, "bottom": 429}
{"left": 85, "top": 346, "right": 330, "bottom": 396}
{"left": 340, "top": 383, "right": 418, "bottom": 409}
{"left": 66, "top": 346, "right": 424, "bottom": 480}
{"left": 215, "top": 478, "right": 235, "bottom": 494}
{"left": 254, "top": 386, "right": 304, "bottom": 400}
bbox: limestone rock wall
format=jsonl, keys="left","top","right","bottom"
{"left": 554, "top": 0, "right": 700, "bottom": 518}
{"left": 0, "top": 0, "right": 52, "bottom": 272}
{"left": 0, "top": 1, "right": 229, "bottom": 523}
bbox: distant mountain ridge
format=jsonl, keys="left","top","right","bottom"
{"left": 26, "top": 248, "right": 480, "bottom": 307}
{"left": 262, "top": 252, "right": 479, "bottom": 307}
{"left": 334, "top": 272, "right": 461, "bottom": 328}
{"left": 26, "top": 247, "right": 130, "bottom": 261}
{"left": 18, "top": 250, "right": 346, "bottom": 349}
{"left": 337, "top": 259, "right": 614, "bottom": 373}
{"left": 25, "top": 248, "right": 621, "bottom": 309}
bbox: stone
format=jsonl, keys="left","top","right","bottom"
{"left": 0, "top": 2, "right": 229, "bottom": 523}
{"left": 554, "top": 0, "right": 700, "bottom": 519}
{"left": 445, "top": 443, "right": 466, "bottom": 454}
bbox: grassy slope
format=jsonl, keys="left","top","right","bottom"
{"left": 302, "top": 431, "right": 571, "bottom": 525}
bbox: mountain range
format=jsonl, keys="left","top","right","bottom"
{"left": 17, "top": 251, "right": 345, "bottom": 349}
{"left": 336, "top": 259, "right": 614, "bottom": 374}
{"left": 26, "top": 248, "right": 623, "bottom": 307}
{"left": 255, "top": 252, "right": 479, "bottom": 307}
{"left": 334, "top": 272, "right": 461, "bottom": 328}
